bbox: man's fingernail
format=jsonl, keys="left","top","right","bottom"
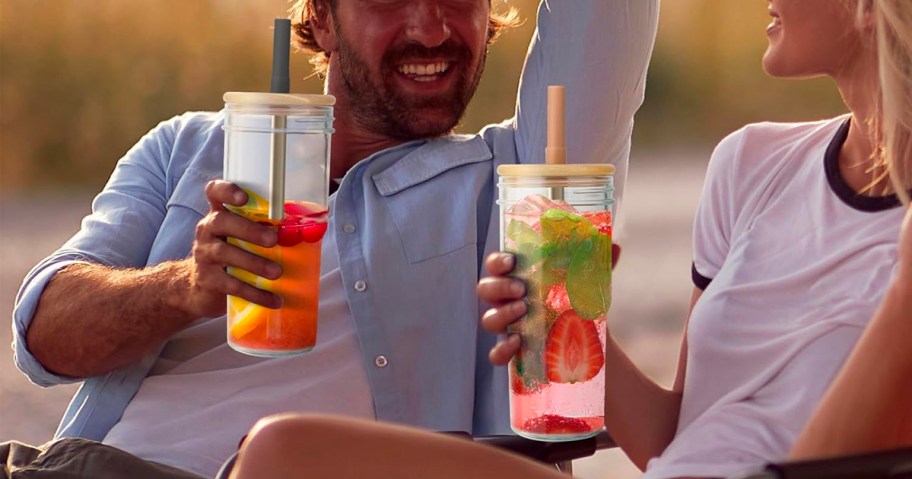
{"left": 509, "top": 281, "right": 525, "bottom": 296}
{"left": 235, "top": 191, "right": 247, "bottom": 204}
{"left": 510, "top": 300, "right": 527, "bottom": 315}
{"left": 501, "top": 254, "right": 515, "bottom": 269}
{"left": 267, "top": 264, "right": 281, "bottom": 278}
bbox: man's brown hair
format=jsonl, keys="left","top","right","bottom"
{"left": 288, "top": 0, "right": 520, "bottom": 76}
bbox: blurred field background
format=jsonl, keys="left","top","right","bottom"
{"left": 1, "top": 1, "right": 847, "bottom": 478}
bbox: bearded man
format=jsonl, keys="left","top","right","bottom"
{"left": 8, "top": 1, "right": 658, "bottom": 477}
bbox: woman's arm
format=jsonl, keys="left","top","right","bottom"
{"left": 791, "top": 206, "right": 912, "bottom": 457}
{"left": 480, "top": 250, "right": 702, "bottom": 469}
{"left": 602, "top": 287, "right": 699, "bottom": 470}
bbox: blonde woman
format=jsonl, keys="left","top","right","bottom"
{"left": 790, "top": 0, "right": 912, "bottom": 458}
{"left": 478, "top": 0, "right": 912, "bottom": 477}
{"left": 224, "top": 1, "right": 911, "bottom": 478}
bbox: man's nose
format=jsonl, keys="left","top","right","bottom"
{"left": 405, "top": 0, "right": 451, "bottom": 48}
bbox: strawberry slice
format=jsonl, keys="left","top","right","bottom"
{"left": 522, "top": 414, "right": 592, "bottom": 434}
{"left": 545, "top": 283, "right": 572, "bottom": 315}
{"left": 544, "top": 310, "right": 605, "bottom": 384}
{"left": 284, "top": 202, "right": 327, "bottom": 218}
{"left": 510, "top": 358, "right": 543, "bottom": 396}
{"left": 582, "top": 211, "right": 612, "bottom": 236}
{"left": 511, "top": 372, "right": 537, "bottom": 396}
{"left": 277, "top": 221, "right": 328, "bottom": 247}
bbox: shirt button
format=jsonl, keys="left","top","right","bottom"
{"left": 374, "top": 355, "right": 389, "bottom": 368}
{"left": 343, "top": 224, "right": 356, "bottom": 234}
{"left": 354, "top": 280, "right": 367, "bottom": 292}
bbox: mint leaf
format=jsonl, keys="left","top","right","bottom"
{"left": 566, "top": 233, "right": 612, "bottom": 319}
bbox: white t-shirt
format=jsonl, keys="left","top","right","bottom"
{"left": 103, "top": 224, "right": 375, "bottom": 478}
{"left": 642, "top": 116, "right": 906, "bottom": 479}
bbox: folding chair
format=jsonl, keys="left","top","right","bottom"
{"left": 468, "top": 431, "right": 912, "bottom": 478}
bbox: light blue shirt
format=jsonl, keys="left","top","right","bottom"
{"left": 13, "top": 0, "right": 658, "bottom": 441}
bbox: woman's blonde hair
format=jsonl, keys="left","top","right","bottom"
{"left": 288, "top": 0, "right": 520, "bottom": 77}
{"left": 874, "top": 0, "right": 912, "bottom": 204}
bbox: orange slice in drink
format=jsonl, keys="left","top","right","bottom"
{"left": 229, "top": 296, "right": 267, "bottom": 340}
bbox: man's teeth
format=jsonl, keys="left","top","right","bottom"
{"left": 397, "top": 62, "right": 450, "bottom": 76}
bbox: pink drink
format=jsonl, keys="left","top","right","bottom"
{"left": 504, "top": 194, "right": 612, "bottom": 441}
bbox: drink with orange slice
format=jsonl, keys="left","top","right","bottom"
{"left": 222, "top": 91, "right": 334, "bottom": 356}
{"left": 226, "top": 190, "right": 328, "bottom": 356}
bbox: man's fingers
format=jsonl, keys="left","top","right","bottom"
{"left": 483, "top": 252, "right": 516, "bottom": 276}
{"left": 481, "top": 301, "right": 527, "bottom": 334}
{"left": 205, "top": 180, "right": 247, "bottom": 210}
{"left": 198, "top": 210, "right": 277, "bottom": 248}
{"left": 224, "top": 276, "right": 282, "bottom": 309}
{"left": 488, "top": 334, "right": 521, "bottom": 365}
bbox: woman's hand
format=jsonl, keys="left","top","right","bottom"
{"left": 477, "top": 245, "right": 621, "bottom": 365}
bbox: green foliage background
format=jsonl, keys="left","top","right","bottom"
{"left": 0, "top": 0, "right": 848, "bottom": 193}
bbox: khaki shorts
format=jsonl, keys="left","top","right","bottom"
{"left": 1, "top": 438, "right": 206, "bottom": 479}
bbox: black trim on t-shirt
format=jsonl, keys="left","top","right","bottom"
{"left": 692, "top": 262, "right": 712, "bottom": 290}
{"left": 824, "top": 118, "right": 906, "bottom": 212}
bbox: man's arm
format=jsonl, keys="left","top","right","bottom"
{"left": 27, "top": 261, "right": 196, "bottom": 377}
{"left": 24, "top": 181, "right": 282, "bottom": 378}
{"left": 514, "top": 0, "right": 659, "bottom": 197}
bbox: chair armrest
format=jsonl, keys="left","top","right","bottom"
{"left": 732, "top": 447, "right": 912, "bottom": 479}
{"left": 446, "top": 430, "right": 617, "bottom": 465}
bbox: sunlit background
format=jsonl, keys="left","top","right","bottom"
{"left": 1, "top": 1, "right": 848, "bottom": 478}
{"left": 0, "top": 0, "right": 847, "bottom": 192}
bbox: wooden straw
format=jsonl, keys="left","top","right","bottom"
{"left": 546, "top": 85, "right": 567, "bottom": 165}
{"left": 546, "top": 85, "right": 566, "bottom": 200}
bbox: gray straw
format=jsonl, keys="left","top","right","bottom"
{"left": 268, "top": 18, "right": 291, "bottom": 221}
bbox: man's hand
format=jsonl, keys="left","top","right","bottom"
{"left": 180, "top": 180, "right": 283, "bottom": 318}
{"left": 26, "top": 180, "right": 287, "bottom": 378}
{"left": 477, "top": 244, "right": 621, "bottom": 365}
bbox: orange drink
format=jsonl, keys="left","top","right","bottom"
{"left": 226, "top": 191, "right": 328, "bottom": 356}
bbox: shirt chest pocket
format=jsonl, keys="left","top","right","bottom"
{"left": 379, "top": 171, "right": 487, "bottom": 264}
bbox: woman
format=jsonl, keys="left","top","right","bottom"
{"left": 789, "top": 0, "right": 912, "bottom": 459}
{"left": 226, "top": 1, "right": 912, "bottom": 477}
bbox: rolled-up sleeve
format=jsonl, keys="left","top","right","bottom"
{"left": 11, "top": 117, "right": 180, "bottom": 386}
{"left": 514, "top": 0, "right": 659, "bottom": 167}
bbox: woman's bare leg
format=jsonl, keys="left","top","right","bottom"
{"left": 229, "top": 414, "right": 567, "bottom": 479}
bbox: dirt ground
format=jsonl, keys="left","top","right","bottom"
{"left": 0, "top": 153, "right": 709, "bottom": 478}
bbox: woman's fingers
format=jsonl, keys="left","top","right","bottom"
{"left": 488, "top": 334, "right": 522, "bottom": 365}
{"left": 483, "top": 252, "right": 516, "bottom": 276}
{"left": 480, "top": 300, "right": 528, "bottom": 334}
{"left": 477, "top": 276, "right": 526, "bottom": 305}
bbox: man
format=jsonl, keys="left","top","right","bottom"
{"left": 9, "top": 0, "right": 658, "bottom": 477}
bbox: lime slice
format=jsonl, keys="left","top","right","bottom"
{"left": 226, "top": 188, "right": 270, "bottom": 221}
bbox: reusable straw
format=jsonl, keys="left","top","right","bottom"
{"left": 268, "top": 19, "right": 291, "bottom": 341}
{"left": 268, "top": 18, "right": 291, "bottom": 221}
{"left": 546, "top": 85, "right": 566, "bottom": 200}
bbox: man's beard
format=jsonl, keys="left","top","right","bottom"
{"left": 335, "top": 29, "right": 487, "bottom": 140}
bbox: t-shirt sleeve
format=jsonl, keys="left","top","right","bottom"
{"left": 692, "top": 129, "right": 746, "bottom": 289}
